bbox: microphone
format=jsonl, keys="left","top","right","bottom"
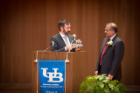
{"left": 51, "top": 41, "right": 54, "bottom": 46}
{"left": 44, "top": 41, "right": 54, "bottom": 51}
{"left": 66, "top": 34, "right": 76, "bottom": 61}
{"left": 73, "top": 34, "right": 76, "bottom": 41}
{"left": 71, "top": 34, "right": 76, "bottom": 44}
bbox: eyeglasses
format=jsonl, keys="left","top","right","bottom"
{"left": 105, "top": 29, "right": 110, "bottom": 31}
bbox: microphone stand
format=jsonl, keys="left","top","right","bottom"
{"left": 44, "top": 41, "right": 54, "bottom": 51}
{"left": 65, "top": 40, "right": 74, "bottom": 62}
{"left": 44, "top": 46, "right": 51, "bottom": 51}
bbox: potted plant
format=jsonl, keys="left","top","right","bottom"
{"left": 79, "top": 74, "right": 126, "bottom": 93}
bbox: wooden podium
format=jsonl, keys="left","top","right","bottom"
{"left": 32, "top": 51, "right": 87, "bottom": 93}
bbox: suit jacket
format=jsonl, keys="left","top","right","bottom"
{"left": 50, "top": 33, "right": 75, "bottom": 52}
{"left": 95, "top": 35, "right": 124, "bottom": 81}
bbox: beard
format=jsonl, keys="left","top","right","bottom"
{"left": 63, "top": 29, "right": 70, "bottom": 36}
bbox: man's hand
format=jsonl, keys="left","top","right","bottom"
{"left": 75, "top": 46, "right": 82, "bottom": 51}
{"left": 66, "top": 44, "right": 74, "bottom": 51}
{"left": 108, "top": 74, "right": 114, "bottom": 81}
{"left": 95, "top": 71, "right": 98, "bottom": 76}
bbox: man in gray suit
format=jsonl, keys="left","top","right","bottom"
{"left": 50, "top": 19, "right": 80, "bottom": 52}
{"left": 95, "top": 22, "right": 124, "bottom": 81}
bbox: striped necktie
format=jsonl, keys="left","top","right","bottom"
{"left": 64, "top": 36, "right": 69, "bottom": 45}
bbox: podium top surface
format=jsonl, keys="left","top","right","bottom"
{"left": 33, "top": 50, "right": 86, "bottom": 53}
{"left": 33, "top": 51, "right": 87, "bottom": 61}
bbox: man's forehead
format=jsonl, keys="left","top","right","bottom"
{"left": 64, "top": 23, "right": 71, "bottom": 27}
{"left": 105, "top": 25, "right": 110, "bottom": 29}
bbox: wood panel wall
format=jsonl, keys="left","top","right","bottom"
{"left": 0, "top": 0, "right": 140, "bottom": 93}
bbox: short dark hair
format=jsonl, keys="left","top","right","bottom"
{"left": 106, "top": 22, "right": 118, "bottom": 33}
{"left": 58, "top": 19, "right": 70, "bottom": 30}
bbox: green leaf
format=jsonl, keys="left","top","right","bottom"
{"left": 99, "top": 75, "right": 104, "bottom": 81}
{"left": 105, "top": 77, "right": 109, "bottom": 80}
{"left": 93, "top": 75, "right": 100, "bottom": 80}
{"left": 99, "top": 82, "right": 104, "bottom": 89}
{"left": 113, "top": 86, "right": 119, "bottom": 93}
{"left": 109, "top": 84, "right": 115, "bottom": 90}
{"left": 96, "top": 88, "right": 104, "bottom": 93}
{"left": 102, "top": 79, "right": 109, "bottom": 83}
{"left": 85, "top": 75, "right": 92, "bottom": 79}
{"left": 104, "top": 88, "right": 111, "bottom": 93}
{"left": 89, "top": 91, "right": 94, "bottom": 93}
{"left": 111, "top": 80, "right": 119, "bottom": 86}
{"left": 79, "top": 75, "right": 126, "bottom": 93}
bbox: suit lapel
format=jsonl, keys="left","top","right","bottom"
{"left": 67, "top": 35, "right": 72, "bottom": 44}
{"left": 103, "top": 43, "right": 110, "bottom": 55}
{"left": 112, "top": 34, "right": 118, "bottom": 42}
{"left": 58, "top": 33, "right": 66, "bottom": 46}
{"left": 100, "top": 38, "right": 108, "bottom": 54}
{"left": 104, "top": 35, "right": 118, "bottom": 55}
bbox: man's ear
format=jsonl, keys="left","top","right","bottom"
{"left": 112, "top": 30, "right": 116, "bottom": 33}
{"left": 60, "top": 27, "right": 63, "bottom": 31}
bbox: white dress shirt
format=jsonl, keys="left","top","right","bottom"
{"left": 59, "top": 32, "right": 71, "bottom": 51}
{"left": 110, "top": 34, "right": 116, "bottom": 41}
{"left": 59, "top": 32, "right": 70, "bottom": 45}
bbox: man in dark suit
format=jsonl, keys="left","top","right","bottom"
{"left": 50, "top": 19, "right": 80, "bottom": 52}
{"left": 95, "top": 22, "right": 124, "bottom": 81}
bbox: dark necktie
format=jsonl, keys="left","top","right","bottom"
{"left": 100, "top": 38, "right": 110, "bottom": 65}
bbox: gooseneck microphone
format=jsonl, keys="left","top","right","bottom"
{"left": 71, "top": 34, "right": 76, "bottom": 44}
{"left": 44, "top": 41, "right": 54, "bottom": 51}
{"left": 73, "top": 34, "right": 76, "bottom": 43}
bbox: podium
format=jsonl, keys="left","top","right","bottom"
{"left": 32, "top": 51, "right": 87, "bottom": 93}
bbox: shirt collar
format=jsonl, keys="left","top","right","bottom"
{"left": 59, "top": 32, "right": 66, "bottom": 38}
{"left": 110, "top": 34, "right": 116, "bottom": 41}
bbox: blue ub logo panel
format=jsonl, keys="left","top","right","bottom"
{"left": 38, "top": 60, "right": 66, "bottom": 93}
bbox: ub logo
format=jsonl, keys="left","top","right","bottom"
{"left": 41, "top": 68, "right": 63, "bottom": 82}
